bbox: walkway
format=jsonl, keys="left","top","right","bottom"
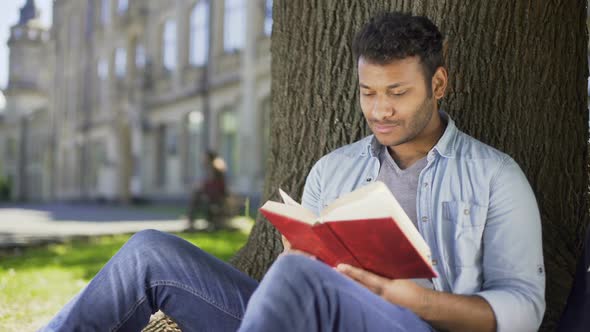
{"left": 0, "top": 203, "right": 190, "bottom": 248}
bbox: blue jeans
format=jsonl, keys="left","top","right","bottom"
{"left": 42, "top": 230, "right": 433, "bottom": 332}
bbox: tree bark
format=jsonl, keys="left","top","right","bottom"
{"left": 231, "top": 1, "right": 588, "bottom": 330}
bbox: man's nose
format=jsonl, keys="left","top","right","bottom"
{"left": 371, "top": 96, "right": 395, "bottom": 121}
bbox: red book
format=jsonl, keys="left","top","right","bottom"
{"left": 260, "top": 182, "right": 437, "bottom": 279}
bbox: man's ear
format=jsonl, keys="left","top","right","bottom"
{"left": 431, "top": 67, "right": 448, "bottom": 100}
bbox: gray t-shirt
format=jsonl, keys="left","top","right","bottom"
{"left": 376, "top": 145, "right": 433, "bottom": 289}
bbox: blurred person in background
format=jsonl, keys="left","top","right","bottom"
{"left": 186, "top": 150, "right": 228, "bottom": 231}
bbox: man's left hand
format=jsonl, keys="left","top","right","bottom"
{"left": 336, "top": 264, "right": 496, "bottom": 331}
{"left": 336, "top": 264, "right": 430, "bottom": 314}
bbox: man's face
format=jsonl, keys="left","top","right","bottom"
{"left": 358, "top": 56, "right": 439, "bottom": 147}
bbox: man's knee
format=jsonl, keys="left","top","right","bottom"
{"left": 267, "top": 254, "right": 331, "bottom": 286}
{"left": 123, "top": 229, "right": 201, "bottom": 259}
{"left": 126, "top": 229, "right": 171, "bottom": 248}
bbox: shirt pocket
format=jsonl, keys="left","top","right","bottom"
{"left": 442, "top": 201, "right": 488, "bottom": 268}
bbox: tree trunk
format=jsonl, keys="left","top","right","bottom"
{"left": 231, "top": 1, "right": 588, "bottom": 330}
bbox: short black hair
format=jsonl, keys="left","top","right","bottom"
{"left": 352, "top": 12, "right": 444, "bottom": 81}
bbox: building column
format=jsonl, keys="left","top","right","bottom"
{"left": 130, "top": 110, "right": 144, "bottom": 197}
{"left": 15, "top": 116, "right": 28, "bottom": 201}
{"left": 173, "top": 0, "right": 186, "bottom": 91}
{"left": 117, "top": 116, "right": 133, "bottom": 203}
{"left": 235, "top": 0, "right": 261, "bottom": 196}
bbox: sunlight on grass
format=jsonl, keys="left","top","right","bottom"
{"left": 0, "top": 229, "right": 249, "bottom": 331}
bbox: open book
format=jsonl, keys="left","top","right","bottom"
{"left": 260, "top": 181, "right": 437, "bottom": 279}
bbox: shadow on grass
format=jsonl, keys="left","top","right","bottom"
{"left": 0, "top": 230, "right": 249, "bottom": 280}
{"left": 0, "top": 203, "right": 186, "bottom": 222}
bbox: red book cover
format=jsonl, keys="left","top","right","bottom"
{"left": 260, "top": 183, "right": 438, "bottom": 280}
{"left": 324, "top": 218, "right": 437, "bottom": 279}
{"left": 260, "top": 209, "right": 360, "bottom": 268}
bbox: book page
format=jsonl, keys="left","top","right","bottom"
{"left": 279, "top": 188, "right": 302, "bottom": 207}
{"left": 320, "top": 181, "right": 432, "bottom": 263}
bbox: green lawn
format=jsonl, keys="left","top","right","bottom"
{"left": 0, "top": 230, "right": 249, "bottom": 332}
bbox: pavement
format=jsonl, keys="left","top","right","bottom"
{"left": 0, "top": 202, "right": 209, "bottom": 249}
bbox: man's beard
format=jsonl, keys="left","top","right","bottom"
{"left": 370, "top": 95, "right": 435, "bottom": 147}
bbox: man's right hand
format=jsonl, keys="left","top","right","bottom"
{"left": 280, "top": 235, "right": 316, "bottom": 259}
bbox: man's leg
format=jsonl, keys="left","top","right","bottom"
{"left": 238, "top": 254, "right": 434, "bottom": 332}
{"left": 42, "top": 229, "right": 258, "bottom": 332}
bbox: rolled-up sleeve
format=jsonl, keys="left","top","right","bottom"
{"left": 475, "top": 156, "right": 545, "bottom": 332}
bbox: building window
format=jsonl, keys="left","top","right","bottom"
{"left": 189, "top": 1, "right": 209, "bottom": 66}
{"left": 28, "top": 29, "right": 38, "bottom": 40}
{"left": 264, "top": 0, "right": 272, "bottom": 36}
{"left": 162, "top": 19, "right": 177, "bottom": 71}
{"left": 117, "top": 0, "right": 128, "bottom": 14}
{"left": 224, "top": 0, "right": 246, "bottom": 52}
{"left": 101, "top": 0, "right": 111, "bottom": 25}
{"left": 89, "top": 141, "right": 105, "bottom": 189}
{"left": 115, "top": 47, "right": 126, "bottom": 78}
{"left": 5, "top": 137, "right": 16, "bottom": 160}
{"left": 97, "top": 58, "right": 109, "bottom": 108}
{"left": 98, "top": 58, "right": 109, "bottom": 80}
{"left": 165, "top": 124, "right": 178, "bottom": 156}
{"left": 12, "top": 27, "right": 23, "bottom": 39}
{"left": 136, "top": 44, "right": 146, "bottom": 69}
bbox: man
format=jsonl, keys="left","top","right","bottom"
{"left": 43, "top": 12, "right": 545, "bottom": 332}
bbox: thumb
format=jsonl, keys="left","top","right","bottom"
{"left": 281, "top": 235, "right": 292, "bottom": 250}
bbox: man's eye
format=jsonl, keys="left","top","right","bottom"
{"left": 391, "top": 91, "right": 407, "bottom": 96}
{"left": 361, "top": 92, "right": 375, "bottom": 96}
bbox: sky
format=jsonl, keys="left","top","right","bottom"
{"left": 0, "top": 0, "right": 53, "bottom": 91}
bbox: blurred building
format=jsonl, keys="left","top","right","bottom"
{"left": 2, "top": 0, "right": 272, "bottom": 204}
{"left": 1, "top": 0, "right": 53, "bottom": 201}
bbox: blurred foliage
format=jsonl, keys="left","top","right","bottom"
{"left": 0, "top": 230, "right": 249, "bottom": 331}
{"left": 0, "top": 176, "right": 10, "bottom": 201}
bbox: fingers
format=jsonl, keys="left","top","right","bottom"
{"left": 336, "top": 264, "right": 386, "bottom": 295}
{"left": 280, "top": 235, "right": 297, "bottom": 256}
{"left": 278, "top": 236, "right": 315, "bottom": 259}
{"left": 281, "top": 235, "right": 291, "bottom": 250}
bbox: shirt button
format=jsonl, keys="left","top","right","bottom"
{"left": 432, "top": 259, "right": 438, "bottom": 266}
{"left": 463, "top": 209, "right": 470, "bottom": 216}
{"left": 423, "top": 182, "right": 429, "bottom": 187}
{"left": 366, "top": 177, "right": 372, "bottom": 182}
{"left": 421, "top": 216, "right": 428, "bottom": 222}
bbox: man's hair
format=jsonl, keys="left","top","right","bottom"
{"left": 352, "top": 12, "right": 444, "bottom": 82}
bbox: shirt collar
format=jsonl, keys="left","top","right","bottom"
{"left": 433, "top": 111, "right": 458, "bottom": 159}
{"left": 362, "top": 110, "right": 458, "bottom": 159}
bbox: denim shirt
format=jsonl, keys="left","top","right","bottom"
{"left": 301, "top": 113, "right": 545, "bottom": 332}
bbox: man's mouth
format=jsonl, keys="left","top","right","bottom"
{"left": 372, "top": 123, "right": 399, "bottom": 134}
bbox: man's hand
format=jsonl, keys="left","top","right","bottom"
{"left": 280, "top": 235, "right": 316, "bottom": 259}
{"left": 336, "top": 264, "right": 429, "bottom": 312}
{"left": 336, "top": 264, "right": 496, "bottom": 332}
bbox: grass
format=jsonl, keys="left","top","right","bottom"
{"left": 0, "top": 229, "right": 250, "bottom": 332}
{"left": 128, "top": 204, "right": 187, "bottom": 218}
